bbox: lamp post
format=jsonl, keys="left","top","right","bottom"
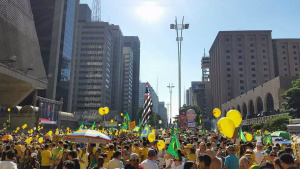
{"left": 167, "top": 83, "right": 175, "bottom": 125}
{"left": 170, "top": 16, "right": 189, "bottom": 120}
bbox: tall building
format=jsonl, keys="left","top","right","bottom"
{"left": 124, "top": 37, "right": 140, "bottom": 118}
{"left": 209, "top": 31, "right": 275, "bottom": 110}
{"left": 0, "top": 0, "right": 47, "bottom": 107}
{"left": 122, "top": 47, "right": 133, "bottom": 117}
{"left": 158, "top": 102, "right": 168, "bottom": 125}
{"left": 30, "top": 0, "right": 79, "bottom": 111}
{"left": 272, "top": 39, "right": 300, "bottom": 77}
{"left": 185, "top": 89, "right": 190, "bottom": 105}
{"left": 139, "top": 82, "right": 159, "bottom": 114}
{"left": 72, "top": 15, "right": 113, "bottom": 113}
{"left": 110, "top": 25, "right": 124, "bottom": 114}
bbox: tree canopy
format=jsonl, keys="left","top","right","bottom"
{"left": 262, "top": 115, "right": 290, "bottom": 131}
{"left": 281, "top": 78, "right": 300, "bottom": 118}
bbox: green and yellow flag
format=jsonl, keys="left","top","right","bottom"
{"left": 166, "top": 134, "right": 180, "bottom": 157}
{"left": 238, "top": 127, "right": 247, "bottom": 142}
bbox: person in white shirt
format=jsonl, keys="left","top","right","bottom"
{"left": 107, "top": 151, "right": 123, "bottom": 169}
{"left": 171, "top": 156, "right": 184, "bottom": 169}
{"left": 0, "top": 150, "right": 17, "bottom": 169}
{"left": 253, "top": 142, "right": 264, "bottom": 164}
{"left": 141, "top": 149, "right": 159, "bottom": 169}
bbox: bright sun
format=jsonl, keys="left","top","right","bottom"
{"left": 136, "top": 2, "right": 163, "bottom": 22}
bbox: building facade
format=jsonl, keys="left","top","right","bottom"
{"left": 30, "top": 0, "right": 79, "bottom": 111}
{"left": 72, "top": 20, "right": 113, "bottom": 113}
{"left": 0, "top": 0, "right": 47, "bottom": 107}
{"left": 273, "top": 39, "right": 300, "bottom": 77}
{"left": 122, "top": 47, "right": 133, "bottom": 117}
{"left": 158, "top": 102, "right": 168, "bottom": 125}
{"left": 209, "top": 31, "right": 275, "bottom": 110}
{"left": 124, "top": 37, "right": 140, "bottom": 118}
{"left": 139, "top": 82, "right": 159, "bottom": 114}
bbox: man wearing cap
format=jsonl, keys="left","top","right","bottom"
{"left": 224, "top": 145, "right": 239, "bottom": 169}
{"left": 125, "top": 153, "right": 144, "bottom": 169}
{"left": 171, "top": 156, "right": 184, "bottom": 169}
{"left": 254, "top": 142, "right": 264, "bottom": 164}
{"left": 141, "top": 149, "right": 159, "bottom": 169}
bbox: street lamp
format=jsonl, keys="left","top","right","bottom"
{"left": 170, "top": 16, "right": 189, "bottom": 120}
{"left": 167, "top": 83, "right": 174, "bottom": 124}
{"left": 159, "top": 120, "right": 162, "bottom": 128}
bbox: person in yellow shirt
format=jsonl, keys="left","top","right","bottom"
{"left": 107, "top": 144, "right": 115, "bottom": 160}
{"left": 57, "top": 144, "right": 70, "bottom": 159}
{"left": 140, "top": 142, "right": 148, "bottom": 162}
{"left": 15, "top": 142, "right": 22, "bottom": 159}
{"left": 185, "top": 144, "right": 196, "bottom": 162}
{"left": 41, "top": 144, "right": 52, "bottom": 168}
{"left": 133, "top": 143, "right": 141, "bottom": 156}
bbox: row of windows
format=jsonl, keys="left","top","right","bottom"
{"left": 79, "top": 65, "right": 102, "bottom": 68}
{"left": 79, "top": 71, "right": 102, "bottom": 74}
{"left": 81, "top": 48, "right": 103, "bottom": 51}
{"left": 79, "top": 77, "right": 102, "bottom": 80}
{"left": 77, "top": 101, "right": 101, "bottom": 104}
{"left": 82, "top": 31, "right": 104, "bottom": 34}
{"left": 282, "top": 51, "right": 298, "bottom": 54}
{"left": 226, "top": 37, "right": 266, "bottom": 42}
{"left": 78, "top": 89, "right": 101, "bottom": 91}
{"left": 82, "top": 26, "right": 105, "bottom": 29}
{"left": 226, "top": 67, "right": 268, "bottom": 72}
{"left": 81, "top": 42, "right": 104, "bottom": 46}
{"left": 225, "top": 49, "right": 266, "bottom": 53}
{"left": 226, "top": 55, "right": 265, "bottom": 59}
{"left": 80, "top": 59, "right": 103, "bottom": 62}
{"left": 227, "top": 73, "right": 268, "bottom": 78}
{"left": 282, "top": 45, "right": 298, "bottom": 49}
{"left": 282, "top": 57, "right": 298, "bottom": 60}
{"left": 77, "top": 95, "right": 101, "bottom": 98}
{"left": 81, "top": 37, "right": 104, "bottom": 40}
{"left": 283, "top": 68, "right": 299, "bottom": 71}
{"left": 80, "top": 54, "right": 103, "bottom": 57}
{"left": 78, "top": 83, "right": 102, "bottom": 85}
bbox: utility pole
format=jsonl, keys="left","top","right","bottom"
{"left": 167, "top": 83, "right": 175, "bottom": 124}
{"left": 166, "top": 103, "right": 170, "bottom": 126}
{"left": 170, "top": 17, "right": 189, "bottom": 116}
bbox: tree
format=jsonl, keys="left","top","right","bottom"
{"left": 262, "top": 115, "right": 290, "bottom": 131}
{"left": 250, "top": 123, "right": 263, "bottom": 132}
{"left": 281, "top": 78, "right": 300, "bottom": 118}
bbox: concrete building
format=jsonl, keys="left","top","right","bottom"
{"left": 139, "top": 82, "right": 159, "bottom": 114}
{"left": 273, "top": 39, "right": 300, "bottom": 77}
{"left": 221, "top": 76, "right": 297, "bottom": 118}
{"left": 72, "top": 19, "right": 113, "bottom": 113}
{"left": 124, "top": 37, "right": 140, "bottom": 118}
{"left": 122, "top": 47, "right": 133, "bottom": 117}
{"left": 78, "top": 4, "right": 91, "bottom": 22}
{"left": 185, "top": 89, "right": 190, "bottom": 105}
{"left": 210, "top": 31, "right": 275, "bottom": 110}
{"left": 30, "top": 0, "right": 79, "bottom": 111}
{"left": 0, "top": 0, "right": 47, "bottom": 107}
{"left": 158, "top": 102, "right": 168, "bottom": 125}
{"left": 110, "top": 25, "right": 124, "bottom": 114}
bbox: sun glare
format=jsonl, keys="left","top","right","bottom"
{"left": 136, "top": 2, "right": 163, "bottom": 22}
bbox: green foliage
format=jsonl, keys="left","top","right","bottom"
{"left": 250, "top": 123, "right": 263, "bottom": 132}
{"left": 136, "top": 107, "right": 166, "bottom": 128}
{"left": 281, "top": 78, "right": 300, "bottom": 118}
{"left": 262, "top": 115, "right": 290, "bottom": 131}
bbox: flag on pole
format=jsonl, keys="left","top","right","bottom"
{"left": 238, "top": 127, "right": 247, "bottom": 142}
{"left": 166, "top": 134, "right": 180, "bottom": 157}
{"left": 141, "top": 83, "right": 153, "bottom": 126}
{"left": 265, "top": 135, "right": 272, "bottom": 144}
{"left": 138, "top": 118, "right": 142, "bottom": 135}
{"left": 78, "top": 122, "right": 84, "bottom": 130}
{"left": 140, "top": 124, "right": 151, "bottom": 138}
{"left": 90, "top": 122, "right": 96, "bottom": 130}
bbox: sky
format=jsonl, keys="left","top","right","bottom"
{"left": 80, "top": 0, "right": 300, "bottom": 120}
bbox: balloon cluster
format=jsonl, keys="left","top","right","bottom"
{"left": 98, "top": 107, "right": 109, "bottom": 115}
{"left": 216, "top": 109, "right": 242, "bottom": 138}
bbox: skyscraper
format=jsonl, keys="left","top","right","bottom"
{"left": 158, "top": 102, "right": 168, "bottom": 125}
{"left": 139, "top": 82, "right": 159, "bottom": 114}
{"left": 124, "top": 37, "right": 140, "bottom": 119}
{"left": 209, "top": 31, "right": 275, "bottom": 109}
{"left": 30, "top": 0, "right": 79, "bottom": 111}
{"left": 122, "top": 47, "right": 133, "bottom": 117}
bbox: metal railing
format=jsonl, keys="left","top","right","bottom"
{"left": 241, "top": 113, "right": 289, "bottom": 125}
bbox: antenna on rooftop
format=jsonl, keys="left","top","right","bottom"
{"left": 92, "top": 0, "right": 101, "bottom": 21}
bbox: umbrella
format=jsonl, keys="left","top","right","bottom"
{"left": 65, "top": 129, "right": 111, "bottom": 143}
{"left": 2, "top": 135, "right": 13, "bottom": 141}
{"left": 271, "top": 131, "right": 290, "bottom": 140}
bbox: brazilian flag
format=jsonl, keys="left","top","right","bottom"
{"left": 140, "top": 124, "right": 150, "bottom": 138}
{"left": 166, "top": 134, "right": 180, "bottom": 157}
{"left": 121, "top": 112, "right": 130, "bottom": 129}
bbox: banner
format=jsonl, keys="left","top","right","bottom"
{"left": 129, "top": 121, "right": 136, "bottom": 130}
{"left": 38, "top": 98, "right": 61, "bottom": 125}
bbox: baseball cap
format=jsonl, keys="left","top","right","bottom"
{"left": 185, "top": 144, "right": 193, "bottom": 149}
{"left": 260, "top": 162, "right": 275, "bottom": 169}
{"left": 249, "top": 165, "right": 260, "bottom": 169}
{"left": 129, "top": 153, "right": 139, "bottom": 160}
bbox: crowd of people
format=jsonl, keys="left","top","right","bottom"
{"left": 0, "top": 130, "right": 299, "bottom": 169}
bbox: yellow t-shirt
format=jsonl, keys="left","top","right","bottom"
{"left": 141, "top": 147, "right": 148, "bottom": 161}
{"left": 133, "top": 148, "right": 141, "bottom": 156}
{"left": 15, "top": 145, "right": 22, "bottom": 157}
{"left": 107, "top": 150, "right": 115, "bottom": 160}
{"left": 41, "top": 150, "right": 52, "bottom": 166}
{"left": 188, "top": 153, "right": 196, "bottom": 162}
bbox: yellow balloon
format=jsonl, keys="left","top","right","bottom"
{"left": 245, "top": 133, "right": 253, "bottom": 141}
{"left": 99, "top": 108, "right": 105, "bottom": 115}
{"left": 22, "top": 124, "right": 27, "bottom": 129}
{"left": 120, "top": 113, "right": 123, "bottom": 116}
{"left": 110, "top": 120, "right": 114, "bottom": 123}
{"left": 16, "top": 127, "right": 20, "bottom": 130}
{"left": 149, "top": 125, "right": 151, "bottom": 128}
{"left": 226, "top": 110, "right": 242, "bottom": 127}
{"left": 157, "top": 140, "right": 165, "bottom": 150}
{"left": 213, "top": 108, "right": 221, "bottom": 118}
{"left": 148, "top": 133, "right": 156, "bottom": 142}
{"left": 104, "top": 107, "right": 109, "bottom": 114}
{"left": 38, "top": 137, "right": 43, "bottom": 143}
{"left": 48, "top": 131, "right": 53, "bottom": 136}
{"left": 217, "top": 117, "right": 235, "bottom": 138}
